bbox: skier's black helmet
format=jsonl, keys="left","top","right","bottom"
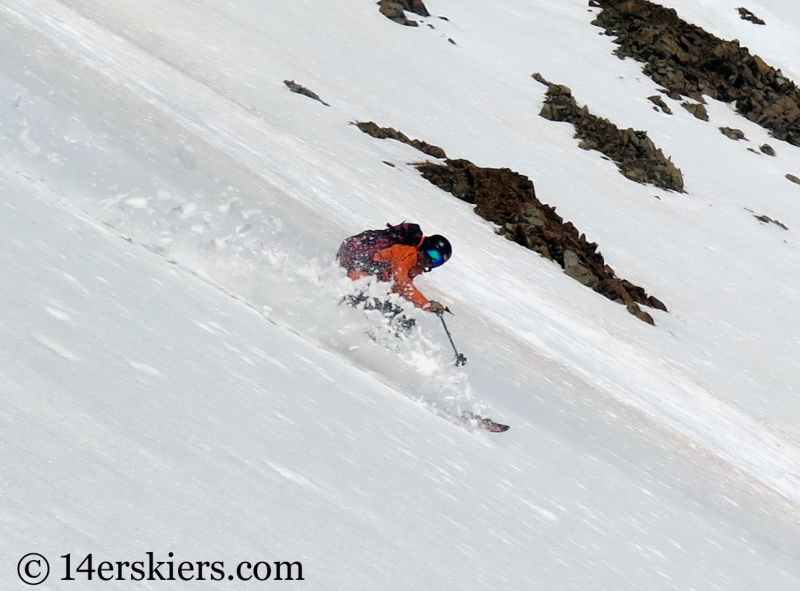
{"left": 420, "top": 235, "right": 452, "bottom": 270}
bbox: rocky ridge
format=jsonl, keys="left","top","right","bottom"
{"left": 592, "top": 0, "right": 800, "bottom": 147}
{"left": 414, "top": 159, "right": 667, "bottom": 323}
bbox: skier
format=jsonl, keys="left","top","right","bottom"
{"left": 337, "top": 222, "right": 451, "bottom": 315}
{"left": 338, "top": 223, "right": 509, "bottom": 433}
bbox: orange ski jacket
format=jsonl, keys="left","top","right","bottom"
{"left": 346, "top": 243, "right": 433, "bottom": 310}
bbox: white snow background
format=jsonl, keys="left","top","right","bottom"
{"left": 2, "top": 0, "right": 800, "bottom": 588}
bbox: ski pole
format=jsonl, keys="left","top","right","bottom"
{"left": 439, "top": 312, "right": 467, "bottom": 366}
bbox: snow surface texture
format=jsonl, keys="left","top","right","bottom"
{"left": 2, "top": 0, "right": 800, "bottom": 588}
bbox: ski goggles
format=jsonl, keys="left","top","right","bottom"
{"left": 423, "top": 248, "right": 445, "bottom": 268}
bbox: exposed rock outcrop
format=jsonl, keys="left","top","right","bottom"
{"left": 648, "top": 94, "right": 672, "bottom": 114}
{"left": 399, "top": 0, "right": 430, "bottom": 17}
{"left": 378, "top": 0, "right": 430, "bottom": 26}
{"left": 753, "top": 214, "right": 789, "bottom": 230}
{"left": 533, "top": 73, "right": 684, "bottom": 192}
{"left": 681, "top": 101, "right": 708, "bottom": 121}
{"left": 354, "top": 121, "right": 447, "bottom": 159}
{"left": 283, "top": 80, "right": 330, "bottom": 107}
{"left": 760, "top": 143, "right": 776, "bottom": 156}
{"left": 413, "top": 159, "right": 666, "bottom": 322}
{"left": 738, "top": 7, "right": 765, "bottom": 25}
{"left": 592, "top": 0, "right": 800, "bottom": 147}
{"left": 720, "top": 127, "right": 747, "bottom": 140}
{"left": 379, "top": 3, "right": 416, "bottom": 27}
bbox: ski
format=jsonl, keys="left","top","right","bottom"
{"left": 461, "top": 412, "right": 510, "bottom": 433}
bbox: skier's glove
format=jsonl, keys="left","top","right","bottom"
{"left": 428, "top": 300, "right": 447, "bottom": 316}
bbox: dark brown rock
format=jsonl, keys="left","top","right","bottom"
{"left": 648, "top": 94, "right": 672, "bottom": 114}
{"left": 283, "top": 80, "right": 330, "bottom": 106}
{"left": 534, "top": 74, "right": 684, "bottom": 192}
{"left": 738, "top": 7, "right": 765, "bottom": 25}
{"left": 400, "top": 0, "right": 430, "bottom": 17}
{"left": 720, "top": 126, "right": 747, "bottom": 140}
{"left": 787, "top": 173, "right": 800, "bottom": 185}
{"left": 379, "top": 1, "right": 404, "bottom": 19}
{"left": 378, "top": 0, "right": 429, "bottom": 25}
{"left": 760, "top": 143, "right": 776, "bottom": 156}
{"left": 681, "top": 101, "right": 709, "bottom": 121}
{"left": 566, "top": 263, "right": 601, "bottom": 289}
{"left": 593, "top": 0, "right": 800, "bottom": 148}
{"left": 413, "top": 158, "right": 666, "bottom": 321}
{"left": 379, "top": 1, "right": 418, "bottom": 26}
{"left": 647, "top": 296, "right": 668, "bottom": 311}
{"left": 354, "top": 121, "right": 447, "bottom": 158}
{"left": 627, "top": 302, "right": 655, "bottom": 325}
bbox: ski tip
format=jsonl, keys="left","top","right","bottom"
{"left": 461, "top": 412, "right": 509, "bottom": 433}
{"left": 475, "top": 416, "right": 510, "bottom": 433}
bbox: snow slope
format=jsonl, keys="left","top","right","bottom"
{"left": 2, "top": 0, "right": 800, "bottom": 588}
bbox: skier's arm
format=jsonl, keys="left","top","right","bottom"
{"left": 374, "top": 245, "right": 432, "bottom": 309}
